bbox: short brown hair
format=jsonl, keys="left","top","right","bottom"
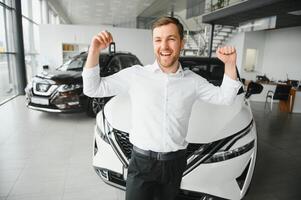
{"left": 152, "top": 16, "right": 184, "bottom": 40}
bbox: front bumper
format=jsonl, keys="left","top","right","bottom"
{"left": 92, "top": 118, "right": 257, "bottom": 200}
{"left": 25, "top": 86, "right": 86, "bottom": 113}
{"left": 27, "top": 104, "right": 83, "bottom": 113}
{"left": 93, "top": 166, "right": 229, "bottom": 200}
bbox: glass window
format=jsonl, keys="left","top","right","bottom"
{"left": 119, "top": 55, "right": 141, "bottom": 68}
{"left": 22, "top": 18, "right": 30, "bottom": 53}
{"left": 99, "top": 54, "right": 110, "bottom": 67}
{"left": 22, "top": 21, "right": 40, "bottom": 54}
{"left": 32, "top": 0, "right": 41, "bottom": 24}
{"left": 0, "top": 6, "right": 7, "bottom": 52}
{"left": 107, "top": 57, "right": 122, "bottom": 73}
{"left": 21, "top": 0, "right": 29, "bottom": 18}
{"left": 33, "top": 22, "right": 40, "bottom": 53}
{"left": 210, "top": 64, "right": 224, "bottom": 85}
{"left": 25, "top": 55, "right": 39, "bottom": 82}
{"left": 0, "top": 54, "right": 11, "bottom": 103}
{"left": 58, "top": 56, "right": 85, "bottom": 72}
{"left": 23, "top": 17, "right": 40, "bottom": 53}
{"left": 3, "top": 7, "right": 15, "bottom": 52}
{"left": 180, "top": 58, "right": 225, "bottom": 86}
{"left": 21, "top": 0, "right": 41, "bottom": 24}
{"left": 22, "top": 15, "right": 40, "bottom": 77}
{"left": 0, "top": 2, "right": 18, "bottom": 104}
{"left": 48, "top": 9, "right": 56, "bottom": 24}
{"left": 0, "top": 0, "right": 12, "bottom": 7}
{"left": 0, "top": 52, "right": 17, "bottom": 103}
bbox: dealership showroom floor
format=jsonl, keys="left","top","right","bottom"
{"left": 1, "top": 0, "right": 301, "bottom": 200}
{"left": 1, "top": 96, "right": 300, "bottom": 200}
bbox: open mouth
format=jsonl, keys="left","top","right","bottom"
{"left": 160, "top": 52, "right": 172, "bottom": 57}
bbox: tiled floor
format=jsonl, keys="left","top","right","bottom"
{"left": 244, "top": 102, "right": 301, "bottom": 200}
{"left": 0, "top": 96, "right": 124, "bottom": 200}
{"left": 0, "top": 96, "right": 300, "bottom": 200}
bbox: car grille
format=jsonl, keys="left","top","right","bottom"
{"left": 113, "top": 129, "right": 133, "bottom": 159}
{"left": 108, "top": 171, "right": 126, "bottom": 187}
{"left": 112, "top": 129, "right": 203, "bottom": 160}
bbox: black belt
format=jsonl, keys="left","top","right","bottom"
{"left": 133, "top": 146, "right": 186, "bottom": 161}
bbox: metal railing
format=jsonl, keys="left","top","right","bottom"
{"left": 205, "top": 0, "right": 246, "bottom": 13}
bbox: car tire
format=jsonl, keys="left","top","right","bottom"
{"left": 86, "top": 97, "right": 104, "bottom": 117}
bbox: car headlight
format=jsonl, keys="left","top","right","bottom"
{"left": 96, "top": 112, "right": 110, "bottom": 144}
{"left": 96, "top": 123, "right": 110, "bottom": 144}
{"left": 57, "top": 84, "right": 82, "bottom": 92}
{"left": 25, "top": 81, "right": 33, "bottom": 93}
{"left": 185, "top": 120, "right": 255, "bottom": 175}
{"left": 203, "top": 140, "right": 255, "bottom": 163}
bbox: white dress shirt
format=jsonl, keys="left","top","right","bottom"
{"left": 82, "top": 60, "right": 242, "bottom": 152}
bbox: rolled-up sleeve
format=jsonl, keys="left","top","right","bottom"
{"left": 82, "top": 65, "right": 134, "bottom": 98}
{"left": 195, "top": 74, "right": 242, "bottom": 105}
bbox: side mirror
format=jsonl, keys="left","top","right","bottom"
{"left": 245, "top": 81, "right": 263, "bottom": 98}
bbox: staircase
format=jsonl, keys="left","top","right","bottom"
{"left": 182, "top": 17, "right": 238, "bottom": 56}
{"left": 139, "top": 14, "right": 238, "bottom": 57}
{"left": 210, "top": 25, "right": 238, "bottom": 53}
{"left": 183, "top": 30, "right": 206, "bottom": 56}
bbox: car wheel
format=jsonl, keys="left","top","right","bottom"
{"left": 86, "top": 97, "right": 104, "bottom": 117}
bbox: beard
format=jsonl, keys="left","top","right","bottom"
{"left": 156, "top": 52, "right": 179, "bottom": 69}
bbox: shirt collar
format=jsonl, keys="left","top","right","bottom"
{"left": 149, "top": 60, "right": 184, "bottom": 77}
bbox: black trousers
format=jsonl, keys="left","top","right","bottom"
{"left": 125, "top": 149, "right": 187, "bottom": 200}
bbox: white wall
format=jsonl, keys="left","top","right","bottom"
{"left": 262, "top": 26, "right": 301, "bottom": 81}
{"left": 39, "top": 24, "right": 154, "bottom": 70}
{"left": 226, "top": 26, "right": 301, "bottom": 81}
{"left": 225, "top": 32, "right": 245, "bottom": 75}
{"left": 241, "top": 31, "right": 266, "bottom": 80}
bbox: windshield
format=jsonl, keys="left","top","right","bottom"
{"left": 180, "top": 58, "right": 224, "bottom": 86}
{"left": 119, "top": 55, "right": 142, "bottom": 68}
{"left": 57, "top": 56, "right": 85, "bottom": 71}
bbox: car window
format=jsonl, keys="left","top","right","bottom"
{"left": 180, "top": 58, "right": 224, "bottom": 86}
{"left": 99, "top": 54, "right": 110, "bottom": 69}
{"left": 107, "top": 56, "right": 122, "bottom": 74}
{"left": 58, "top": 56, "right": 85, "bottom": 71}
{"left": 119, "top": 55, "right": 141, "bottom": 69}
{"left": 181, "top": 60, "right": 210, "bottom": 80}
{"left": 209, "top": 64, "right": 224, "bottom": 86}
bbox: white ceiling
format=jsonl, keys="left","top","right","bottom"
{"left": 50, "top": 0, "right": 187, "bottom": 27}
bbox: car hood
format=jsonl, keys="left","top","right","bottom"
{"left": 102, "top": 93, "right": 252, "bottom": 143}
{"left": 35, "top": 70, "right": 82, "bottom": 84}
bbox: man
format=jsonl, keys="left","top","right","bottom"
{"left": 82, "top": 17, "right": 241, "bottom": 200}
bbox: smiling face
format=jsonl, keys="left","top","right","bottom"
{"left": 153, "top": 23, "right": 184, "bottom": 73}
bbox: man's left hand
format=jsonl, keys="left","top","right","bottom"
{"left": 217, "top": 46, "right": 237, "bottom": 80}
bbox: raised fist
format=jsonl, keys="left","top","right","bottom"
{"left": 216, "top": 46, "right": 236, "bottom": 66}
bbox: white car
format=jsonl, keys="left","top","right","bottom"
{"left": 92, "top": 57, "right": 263, "bottom": 200}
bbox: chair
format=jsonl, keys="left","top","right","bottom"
{"left": 265, "top": 84, "right": 292, "bottom": 111}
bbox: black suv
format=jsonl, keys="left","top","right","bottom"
{"left": 25, "top": 51, "right": 142, "bottom": 117}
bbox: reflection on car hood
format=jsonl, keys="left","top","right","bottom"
{"left": 102, "top": 93, "right": 252, "bottom": 143}
{"left": 36, "top": 70, "right": 82, "bottom": 84}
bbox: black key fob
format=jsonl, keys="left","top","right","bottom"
{"left": 109, "top": 42, "right": 115, "bottom": 54}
